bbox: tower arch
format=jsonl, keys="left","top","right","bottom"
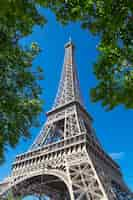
{"left": 2, "top": 170, "right": 72, "bottom": 199}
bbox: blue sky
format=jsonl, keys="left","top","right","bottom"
{"left": 0, "top": 8, "right": 133, "bottom": 197}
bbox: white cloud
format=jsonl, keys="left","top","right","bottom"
{"left": 109, "top": 152, "right": 125, "bottom": 160}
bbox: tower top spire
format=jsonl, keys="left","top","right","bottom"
{"left": 64, "top": 37, "right": 74, "bottom": 49}
{"left": 52, "top": 40, "right": 83, "bottom": 110}
{"left": 69, "top": 35, "right": 72, "bottom": 42}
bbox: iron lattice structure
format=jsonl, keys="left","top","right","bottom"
{"left": 0, "top": 40, "right": 132, "bottom": 200}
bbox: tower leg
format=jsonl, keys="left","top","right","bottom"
{"left": 66, "top": 150, "right": 109, "bottom": 200}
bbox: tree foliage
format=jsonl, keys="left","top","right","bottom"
{"left": 0, "top": 0, "right": 46, "bottom": 163}
{"left": 39, "top": 0, "right": 133, "bottom": 110}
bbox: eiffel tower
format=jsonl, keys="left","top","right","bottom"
{"left": 0, "top": 39, "right": 132, "bottom": 200}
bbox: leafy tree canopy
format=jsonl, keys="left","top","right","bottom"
{"left": 38, "top": 0, "right": 133, "bottom": 110}
{"left": 0, "top": 0, "right": 46, "bottom": 163}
